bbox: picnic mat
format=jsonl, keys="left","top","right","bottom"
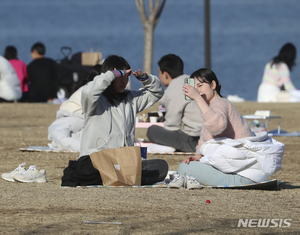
{"left": 205, "top": 179, "right": 279, "bottom": 190}
{"left": 19, "top": 146, "right": 79, "bottom": 153}
{"left": 17, "top": 147, "right": 280, "bottom": 189}
{"left": 61, "top": 179, "right": 279, "bottom": 190}
{"left": 268, "top": 129, "right": 300, "bottom": 137}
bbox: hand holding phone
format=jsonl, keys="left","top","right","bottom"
{"left": 184, "top": 77, "right": 195, "bottom": 100}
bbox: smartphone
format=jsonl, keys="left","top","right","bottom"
{"left": 184, "top": 77, "right": 195, "bottom": 100}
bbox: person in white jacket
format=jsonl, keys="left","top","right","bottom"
{"left": 47, "top": 87, "right": 85, "bottom": 152}
{"left": 0, "top": 56, "right": 22, "bottom": 102}
{"left": 48, "top": 63, "right": 134, "bottom": 152}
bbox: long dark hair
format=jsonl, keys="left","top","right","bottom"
{"left": 271, "top": 43, "right": 297, "bottom": 71}
{"left": 101, "top": 55, "right": 131, "bottom": 105}
{"left": 190, "top": 68, "right": 222, "bottom": 97}
{"left": 4, "top": 46, "right": 18, "bottom": 60}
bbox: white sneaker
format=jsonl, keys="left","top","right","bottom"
{"left": 13, "top": 165, "right": 47, "bottom": 183}
{"left": 1, "top": 162, "right": 26, "bottom": 182}
{"left": 168, "top": 173, "right": 186, "bottom": 189}
{"left": 186, "top": 176, "right": 202, "bottom": 190}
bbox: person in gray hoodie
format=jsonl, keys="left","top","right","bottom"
{"left": 61, "top": 55, "right": 167, "bottom": 186}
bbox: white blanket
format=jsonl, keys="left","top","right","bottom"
{"left": 200, "top": 132, "right": 284, "bottom": 182}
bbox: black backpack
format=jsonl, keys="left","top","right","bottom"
{"left": 55, "top": 47, "right": 92, "bottom": 98}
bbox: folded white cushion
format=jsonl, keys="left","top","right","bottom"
{"left": 147, "top": 144, "right": 176, "bottom": 153}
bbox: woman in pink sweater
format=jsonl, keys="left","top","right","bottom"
{"left": 169, "top": 68, "right": 256, "bottom": 188}
{"left": 4, "top": 46, "right": 28, "bottom": 101}
{"left": 183, "top": 68, "right": 254, "bottom": 161}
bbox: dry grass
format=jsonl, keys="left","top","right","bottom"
{"left": 0, "top": 102, "right": 299, "bottom": 234}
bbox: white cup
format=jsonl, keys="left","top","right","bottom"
{"left": 150, "top": 116, "right": 158, "bottom": 123}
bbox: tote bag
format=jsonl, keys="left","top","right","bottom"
{"left": 90, "top": 142, "right": 142, "bottom": 186}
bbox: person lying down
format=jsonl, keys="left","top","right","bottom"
{"left": 48, "top": 63, "right": 134, "bottom": 152}
{"left": 48, "top": 65, "right": 102, "bottom": 152}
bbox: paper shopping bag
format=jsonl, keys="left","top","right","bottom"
{"left": 81, "top": 51, "right": 102, "bottom": 66}
{"left": 90, "top": 146, "right": 142, "bottom": 186}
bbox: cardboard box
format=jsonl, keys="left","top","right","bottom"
{"left": 81, "top": 51, "right": 102, "bottom": 66}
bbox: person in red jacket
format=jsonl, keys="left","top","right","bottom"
{"left": 4, "top": 45, "right": 29, "bottom": 102}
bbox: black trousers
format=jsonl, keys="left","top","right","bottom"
{"left": 147, "top": 125, "right": 199, "bottom": 152}
{"left": 61, "top": 155, "right": 169, "bottom": 187}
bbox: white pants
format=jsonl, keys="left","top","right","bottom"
{"left": 257, "top": 83, "right": 280, "bottom": 102}
{"left": 258, "top": 83, "right": 300, "bottom": 102}
{"left": 48, "top": 116, "right": 84, "bottom": 151}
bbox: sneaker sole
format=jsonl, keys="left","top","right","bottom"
{"left": 187, "top": 186, "right": 202, "bottom": 190}
{"left": 187, "top": 184, "right": 203, "bottom": 190}
{"left": 1, "top": 176, "right": 16, "bottom": 182}
{"left": 168, "top": 185, "right": 182, "bottom": 189}
{"left": 168, "top": 182, "right": 185, "bottom": 189}
{"left": 14, "top": 176, "right": 47, "bottom": 183}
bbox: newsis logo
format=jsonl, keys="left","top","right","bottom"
{"left": 237, "top": 219, "right": 292, "bottom": 228}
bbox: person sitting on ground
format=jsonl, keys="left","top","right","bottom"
{"left": 168, "top": 68, "right": 284, "bottom": 188}
{"left": 257, "top": 42, "right": 300, "bottom": 102}
{"left": 27, "top": 42, "right": 57, "bottom": 102}
{"left": 48, "top": 64, "right": 102, "bottom": 152}
{"left": 0, "top": 55, "right": 22, "bottom": 102}
{"left": 61, "top": 55, "right": 168, "bottom": 187}
{"left": 4, "top": 45, "right": 29, "bottom": 102}
{"left": 146, "top": 54, "right": 203, "bottom": 153}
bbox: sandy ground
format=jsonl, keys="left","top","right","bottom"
{"left": 0, "top": 102, "right": 299, "bottom": 235}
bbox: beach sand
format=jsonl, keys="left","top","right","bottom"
{"left": 0, "top": 102, "right": 299, "bottom": 234}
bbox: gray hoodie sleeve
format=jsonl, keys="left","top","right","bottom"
{"left": 132, "top": 74, "right": 164, "bottom": 113}
{"left": 81, "top": 71, "right": 115, "bottom": 116}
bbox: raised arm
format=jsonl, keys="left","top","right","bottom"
{"left": 131, "top": 70, "right": 164, "bottom": 113}
{"left": 81, "top": 69, "right": 131, "bottom": 116}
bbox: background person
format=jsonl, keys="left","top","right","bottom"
{"left": 48, "top": 64, "right": 102, "bottom": 152}
{"left": 0, "top": 56, "right": 22, "bottom": 102}
{"left": 27, "top": 42, "right": 57, "bottom": 102}
{"left": 257, "top": 43, "right": 300, "bottom": 102}
{"left": 4, "top": 46, "right": 29, "bottom": 102}
{"left": 147, "top": 54, "right": 203, "bottom": 153}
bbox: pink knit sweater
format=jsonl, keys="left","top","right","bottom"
{"left": 196, "top": 98, "right": 254, "bottom": 154}
{"left": 9, "top": 59, "right": 28, "bottom": 92}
